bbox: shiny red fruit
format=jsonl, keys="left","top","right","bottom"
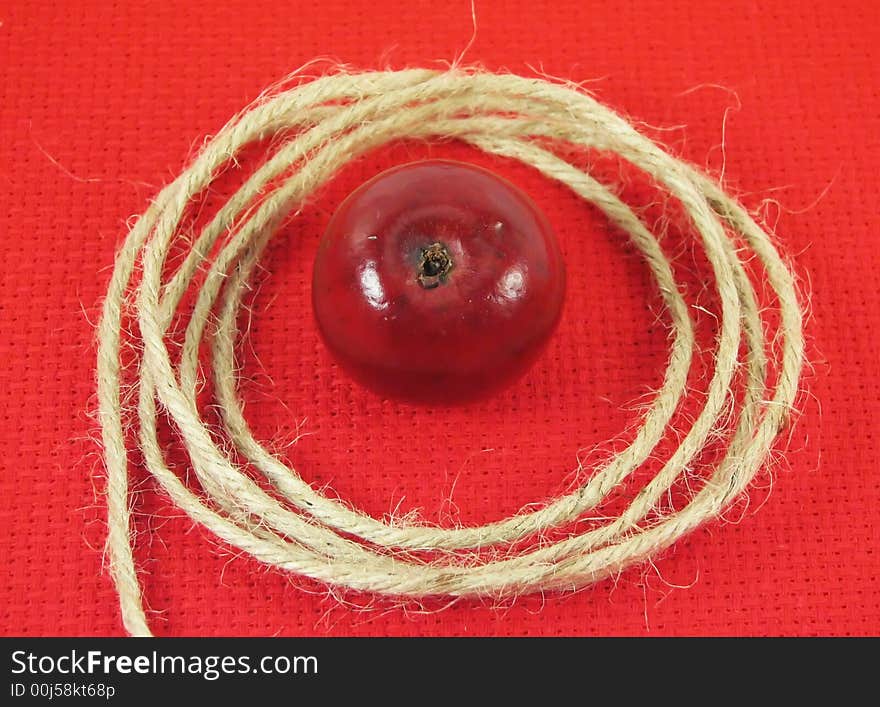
{"left": 312, "top": 159, "right": 565, "bottom": 403}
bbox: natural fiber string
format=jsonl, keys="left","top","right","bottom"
{"left": 96, "top": 68, "right": 805, "bottom": 637}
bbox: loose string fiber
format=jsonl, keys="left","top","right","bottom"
{"left": 96, "top": 68, "right": 805, "bottom": 637}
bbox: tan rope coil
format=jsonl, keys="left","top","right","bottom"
{"left": 96, "top": 68, "right": 805, "bottom": 637}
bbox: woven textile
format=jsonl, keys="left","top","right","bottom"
{"left": 0, "top": 0, "right": 877, "bottom": 636}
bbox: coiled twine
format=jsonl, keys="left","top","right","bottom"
{"left": 96, "top": 68, "right": 805, "bottom": 636}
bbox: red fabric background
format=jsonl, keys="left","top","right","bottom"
{"left": 1, "top": 0, "right": 877, "bottom": 637}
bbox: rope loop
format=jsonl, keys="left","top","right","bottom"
{"left": 97, "top": 68, "right": 805, "bottom": 636}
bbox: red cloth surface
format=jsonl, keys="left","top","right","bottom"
{"left": 1, "top": 0, "right": 877, "bottom": 637}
